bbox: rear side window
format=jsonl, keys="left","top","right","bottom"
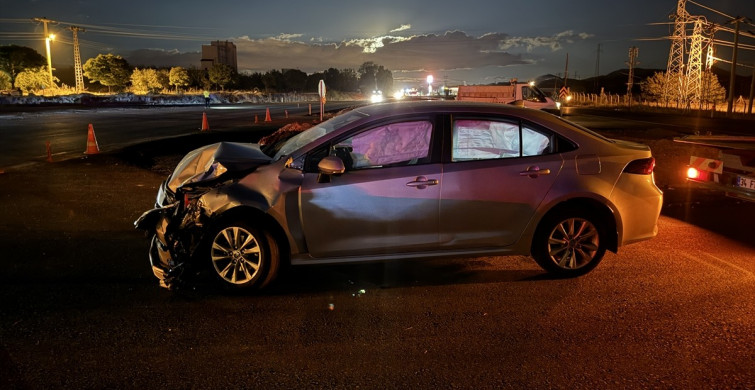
{"left": 452, "top": 119, "right": 551, "bottom": 161}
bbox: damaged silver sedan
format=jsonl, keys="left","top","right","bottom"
{"left": 135, "top": 101, "right": 663, "bottom": 290}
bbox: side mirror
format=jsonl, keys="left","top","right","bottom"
{"left": 317, "top": 156, "right": 346, "bottom": 183}
{"left": 318, "top": 156, "right": 346, "bottom": 175}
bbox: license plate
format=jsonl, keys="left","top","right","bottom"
{"left": 736, "top": 175, "right": 755, "bottom": 191}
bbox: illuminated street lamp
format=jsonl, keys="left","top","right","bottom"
{"left": 426, "top": 75, "right": 433, "bottom": 95}
{"left": 45, "top": 33, "right": 55, "bottom": 86}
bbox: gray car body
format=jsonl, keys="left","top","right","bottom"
{"left": 138, "top": 101, "right": 662, "bottom": 283}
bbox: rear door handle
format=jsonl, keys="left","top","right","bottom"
{"left": 406, "top": 176, "right": 439, "bottom": 189}
{"left": 519, "top": 166, "right": 551, "bottom": 178}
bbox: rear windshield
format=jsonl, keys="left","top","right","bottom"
{"left": 553, "top": 116, "right": 614, "bottom": 143}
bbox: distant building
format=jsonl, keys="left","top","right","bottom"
{"left": 201, "top": 41, "right": 237, "bottom": 73}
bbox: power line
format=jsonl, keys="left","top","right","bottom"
{"left": 687, "top": 0, "right": 734, "bottom": 20}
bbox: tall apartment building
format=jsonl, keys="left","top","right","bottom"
{"left": 201, "top": 41, "right": 238, "bottom": 72}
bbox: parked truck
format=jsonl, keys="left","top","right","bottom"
{"left": 456, "top": 81, "right": 561, "bottom": 114}
{"left": 674, "top": 135, "right": 755, "bottom": 202}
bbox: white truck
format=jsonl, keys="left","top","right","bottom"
{"left": 456, "top": 82, "right": 561, "bottom": 114}
{"left": 674, "top": 135, "right": 755, "bottom": 202}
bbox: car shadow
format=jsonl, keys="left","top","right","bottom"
{"left": 167, "top": 257, "right": 560, "bottom": 299}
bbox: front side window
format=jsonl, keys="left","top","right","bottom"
{"left": 305, "top": 120, "right": 433, "bottom": 172}
{"left": 452, "top": 119, "right": 551, "bottom": 161}
{"left": 335, "top": 120, "right": 432, "bottom": 170}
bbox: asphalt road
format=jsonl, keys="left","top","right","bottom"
{"left": 0, "top": 105, "right": 753, "bottom": 388}
{"left": 0, "top": 101, "right": 356, "bottom": 170}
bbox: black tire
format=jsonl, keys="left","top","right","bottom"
{"left": 205, "top": 219, "right": 279, "bottom": 290}
{"left": 531, "top": 209, "right": 607, "bottom": 277}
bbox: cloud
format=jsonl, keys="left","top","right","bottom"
{"left": 234, "top": 31, "right": 529, "bottom": 74}
{"left": 126, "top": 48, "right": 200, "bottom": 68}
{"left": 122, "top": 29, "right": 592, "bottom": 84}
{"left": 390, "top": 24, "right": 411, "bottom": 33}
{"left": 499, "top": 30, "right": 593, "bottom": 52}
{"left": 274, "top": 33, "right": 304, "bottom": 41}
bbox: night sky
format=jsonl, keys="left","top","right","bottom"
{"left": 1, "top": 0, "right": 754, "bottom": 90}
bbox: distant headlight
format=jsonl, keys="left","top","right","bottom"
{"left": 371, "top": 93, "right": 383, "bottom": 103}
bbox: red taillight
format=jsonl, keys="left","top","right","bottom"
{"left": 686, "top": 167, "right": 700, "bottom": 180}
{"left": 623, "top": 157, "right": 655, "bottom": 175}
{"left": 686, "top": 167, "right": 710, "bottom": 181}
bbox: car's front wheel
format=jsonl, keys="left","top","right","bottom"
{"left": 531, "top": 210, "right": 607, "bottom": 277}
{"left": 206, "top": 220, "right": 279, "bottom": 290}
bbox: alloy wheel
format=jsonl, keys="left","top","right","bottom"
{"left": 546, "top": 217, "right": 600, "bottom": 270}
{"left": 210, "top": 226, "right": 262, "bottom": 284}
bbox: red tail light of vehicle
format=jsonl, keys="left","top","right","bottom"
{"left": 623, "top": 157, "right": 655, "bottom": 175}
{"left": 686, "top": 166, "right": 711, "bottom": 181}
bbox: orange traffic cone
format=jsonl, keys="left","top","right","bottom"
{"left": 46, "top": 141, "right": 53, "bottom": 162}
{"left": 201, "top": 112, "right": 210, "bottom": 131}
{"left": 84, "top": 124, "right": 99, "bottom": 155}
{"left": 254, "top": 114, "right": 258, "bottom": 124}
{"left": 264, "top": 108, "right": 272, "bottom": 122}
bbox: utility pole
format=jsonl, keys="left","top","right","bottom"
{"left": 726, "top": 16, "right": 746, "bottom": 114}
{"left": 32, "top": 17, "right": 57, "bottom": 87}
{"left": 69, "top": 26, "right": 86, "bottom": 92}
{"left": 563, "top": 53, "right": 569, "bottom": 88}
{"left": 627, "top": 46, "right": 639, "bottom": 108}
{"left": 594, "top": 43, "right": 602, "bottom": 92}
{"left": 749, "top": 65, "right": 754, "bottom": 114}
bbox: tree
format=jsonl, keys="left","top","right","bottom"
{"left": 169, "top": 66, "right": 190, "bottom": 93}
{"left": 0, "top": 71, "right": 11, "bottom": 90}
{"left": 0, "top": 45, "right": 46, "bottom": 88}
{"left": 282, "top": 68, "right": 307, "bottom": 92}
{"left": 156, "top": 69, "right": 170, "bottom": 92}
{"left": 358, "top": 61, "right": 379, "bottom": 92}
{"left": 83, "top": 54, "right": 131, "bottom": 93}
{"left": 235, "top": 71, "right": 264, "bottom": 91}
{"left": 208, "top": 63, "right": 233, "bottom": 90}
{"left": 130, "top": 68, "right": 169, "bottom": 94}
{"left": 15, "top": 66, "right": 58, "bottom": 94}
{"left": 641, "top": 71, "right": 727, "bottom": 106}
{"left": 357, "top": 62, "right": 392, "bottom": 94}
{"left": 262, "top": 69, "right": 282, "bottom": 93}
{"left": 375, "top": 67, "right": 394, "bottom": 95}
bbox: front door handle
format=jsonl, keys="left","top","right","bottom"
{"left": 406, "top": 176, "right": 439, "bottom": 189}
{"left": 519, "top": 166, "right": 551, "bottom": 178}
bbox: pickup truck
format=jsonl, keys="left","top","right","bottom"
{"left": 674, "top": 135, "right": 755, "bottom": 202}
{"left": 456, "top": 82, "right": 560, "bottom": 114}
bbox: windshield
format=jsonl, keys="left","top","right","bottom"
{"left": 272, "top": 109, "right": 369, "bottom": 160}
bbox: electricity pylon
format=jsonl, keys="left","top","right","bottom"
{"left": 665, "top": 0, "right": 689, "bottom": 106}
{"left": 686, "top": 17, "right": 706, "bottom": 107}
{"left": 69, "top": 26, "right": 85, "bottom": 92}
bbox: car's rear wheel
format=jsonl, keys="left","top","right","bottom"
{"left": 532, "top": 210, "right": 607, "bottom": 277}
{"left": 206, "top": 220, "right": 279, "bottom": 290}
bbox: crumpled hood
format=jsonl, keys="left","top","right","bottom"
{"left": 167, "top": 142, "right": 272, "bottom": 192}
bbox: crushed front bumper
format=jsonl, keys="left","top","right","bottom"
{"left": 135, "top": 204, "right": 183, "bottom": 289}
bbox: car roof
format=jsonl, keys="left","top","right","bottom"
{"left": 353, "top": 100, "right": 559, "bottom": 124}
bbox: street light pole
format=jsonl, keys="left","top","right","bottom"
{"left": 33, "top": 17, "right": 56, "bottom": 88}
